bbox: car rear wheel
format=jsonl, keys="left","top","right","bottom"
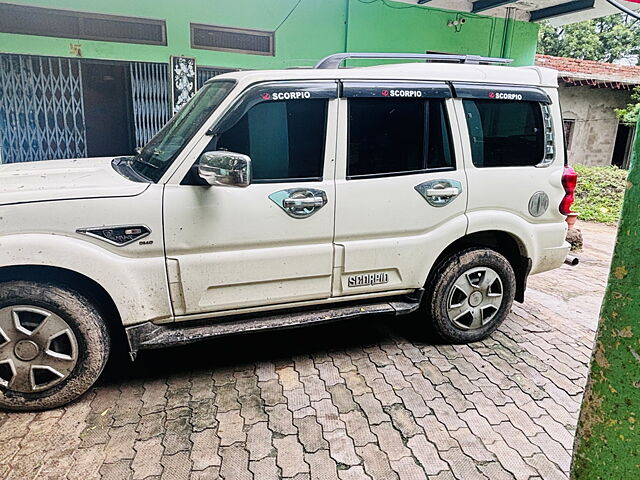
{"left": 0, "top": 281, "right": 110, "bottom": 411}
{"left": 423, "top": 248, "right": 516, "bottom": 343}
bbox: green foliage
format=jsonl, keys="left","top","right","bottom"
{"left": 615, "top": 102, "right": 640, "bottom": 125}
{"left": 538, "top": 13, "right": 640, "bottom": 119}
{"left": 615, "top": 86, "right": 640, "bottom": 125}
{"left": 537, "top": 14, "right": 640, "bottom": 63}
{"left": 571, "top": 125, "right": 640, "bottom": 480}
{"left": 572, "top": 164, "right": 628, "bottom": 224}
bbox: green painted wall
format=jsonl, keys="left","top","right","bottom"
{"left": 0, "top": 0, "right": 539, "bottom": 68}
{"left": 571, "top": 121, "right": 640, "bottom": 479}
{"left": 345, "top": 1, "right": 538, "bottom": 66}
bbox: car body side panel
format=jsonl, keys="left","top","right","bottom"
{"left": 332, "top": 96, "right": 469, "bottom": 296}
{"left": 464, "top": 210, "right": 569, "bottom": 274}
{"left": 162, "top": 97, "right": 339, "bottom": 316}
{"left": 335, "top": 215, "right": 470, "bottom": 291}
{"left": 0, "top": 186, "right": 171, "bottom": 326}
{"left": 451, "top": 88, "right": 569, "bottom": 275}
{"left": 0, "top": 68, "right": 568, "bottom": 332}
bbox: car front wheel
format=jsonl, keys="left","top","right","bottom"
{"left": 0, "top": 281, "right": 110, "bottom": 411}
{"left": 424, "top": 248, "right": 516, "bottom": 343}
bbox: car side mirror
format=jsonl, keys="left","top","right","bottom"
{"left": 198, "top": 151, "right": 252, "bottom": 187}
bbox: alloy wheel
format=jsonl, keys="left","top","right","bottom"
{"left": 446, "top": 266, "right": 504, "bottom": 330}
{"left": 0, "top": 306, "right": 78, "bottom": 393}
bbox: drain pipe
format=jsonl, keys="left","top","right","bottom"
{"left": 564, "top": 255, "right": 580, "bottom": 266}
{"left": 344, "top": 0, "right": 350, "bottom": 54}
{"left": 500, "top": 7, "right": 515, "bottom": 59}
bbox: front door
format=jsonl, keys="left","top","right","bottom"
{"left": 333, "top": 82, "right": 468, "bottom": 297}
{"left": 163, "top": 82, "right": 338, "bottom": 317}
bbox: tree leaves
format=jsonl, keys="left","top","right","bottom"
{"left": 537, "top": 14, "right": 640, "bottom": 64}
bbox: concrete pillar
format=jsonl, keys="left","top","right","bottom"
{"left": 571, "top": 117, "right": 640, "bottom": 477}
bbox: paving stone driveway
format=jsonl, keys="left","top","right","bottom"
{"left": 0, "top": 221, "right": 615, "bottom": 480}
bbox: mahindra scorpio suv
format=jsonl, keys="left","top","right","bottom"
{"left": 0, "top": 53, "right": 575, "bottom": 410}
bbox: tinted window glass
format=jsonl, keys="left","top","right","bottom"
{"left": 426, "top": 100, "right": 454, "bottom": 169}
{"left": 212, "top": 99, "right": 327, "bottom": 182}
{"left": 463, "top": 100, "right": 544, "bottom": 168}
{"left": 348, "top": 98, "right": 453, "bottom": 178}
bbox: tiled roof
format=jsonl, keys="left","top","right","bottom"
{"left": 535, "top": 54, "right": 640, "bottom": 89}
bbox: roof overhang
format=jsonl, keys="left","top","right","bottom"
{"left": 394, "top": 0, "right": 640, "bottom": 25}
{"left": 535, "top": 55, "right": 640, "bottom": 88}
{"left": 558, "top": 73, "right": 639, "bottom": 88}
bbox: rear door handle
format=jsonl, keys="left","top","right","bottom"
{"left": 415, "top": 179, "right": 463, "bottom": 207}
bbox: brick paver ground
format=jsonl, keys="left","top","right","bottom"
{"left": 0, "top": 221, "right": 615, "bottom": 480}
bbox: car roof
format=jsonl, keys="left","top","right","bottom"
{"left": 210, "top": 63, "right": 558, "bottom": 89}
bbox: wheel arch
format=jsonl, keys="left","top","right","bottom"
{"left": 426, "top": 230, "right": 531, "bottom": 303}
{"left": 0, "top": 265, "right": 125, "bottom": 342}
{"left": 0, "top": 233, "right": 171, "bottom": 327}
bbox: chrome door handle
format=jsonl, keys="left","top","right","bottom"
{"left": 269, "top": 188, "right": 328, "bottom": 218}
{"left": 415, "top": 179, "right": 463, "bottom": 207}
{"left": 425, "top": 187, "right": 459, "bottom": 197}
{"left": 283, "top": 197, "right": 326, "bottom": 209}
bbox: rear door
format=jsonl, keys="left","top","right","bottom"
{"left": 332, "top": 81, "right": 468, "bottom": 297}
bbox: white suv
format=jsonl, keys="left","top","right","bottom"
{"left": 0, "top": 53, "right": 575, "bottom": 410}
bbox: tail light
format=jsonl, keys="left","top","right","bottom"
{"left": 559, "top": 165, "right": 578, "bottom": 215}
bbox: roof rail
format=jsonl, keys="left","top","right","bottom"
{"left": 314, "top": 52, "right": 513, "bottom": 69}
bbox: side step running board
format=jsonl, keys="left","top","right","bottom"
{"left": 126, "top": 297, "right": 421, "bottom": 359}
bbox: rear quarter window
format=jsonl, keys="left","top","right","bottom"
{"left": 463, "top": 100, "right": 544, "bottom": 168}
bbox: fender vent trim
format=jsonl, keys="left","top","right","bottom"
{"left": 76, "top": 225, "right": 151, "bottom": 246}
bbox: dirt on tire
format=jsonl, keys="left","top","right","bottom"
{"left": 422, "top": 248, "right": 516, "bottom": 344}
{"left": 0, "top": 281, "right": 110, "bottom": 411}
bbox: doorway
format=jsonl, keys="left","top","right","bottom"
{"left": 611, "top": 123, "right": 634, "bottom": 169}
{"left": 82, "top": 61, "right": 134, "bottom": 158}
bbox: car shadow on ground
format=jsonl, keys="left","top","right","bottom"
{"left": 98, "top": 312, "right": 437, "bottom": 387}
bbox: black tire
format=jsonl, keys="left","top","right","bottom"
{"left": 422, "top": 248, "right": 516, "bottom": 344}
{"left": 0, "top": 281, "right": 110, "bottom": 411}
